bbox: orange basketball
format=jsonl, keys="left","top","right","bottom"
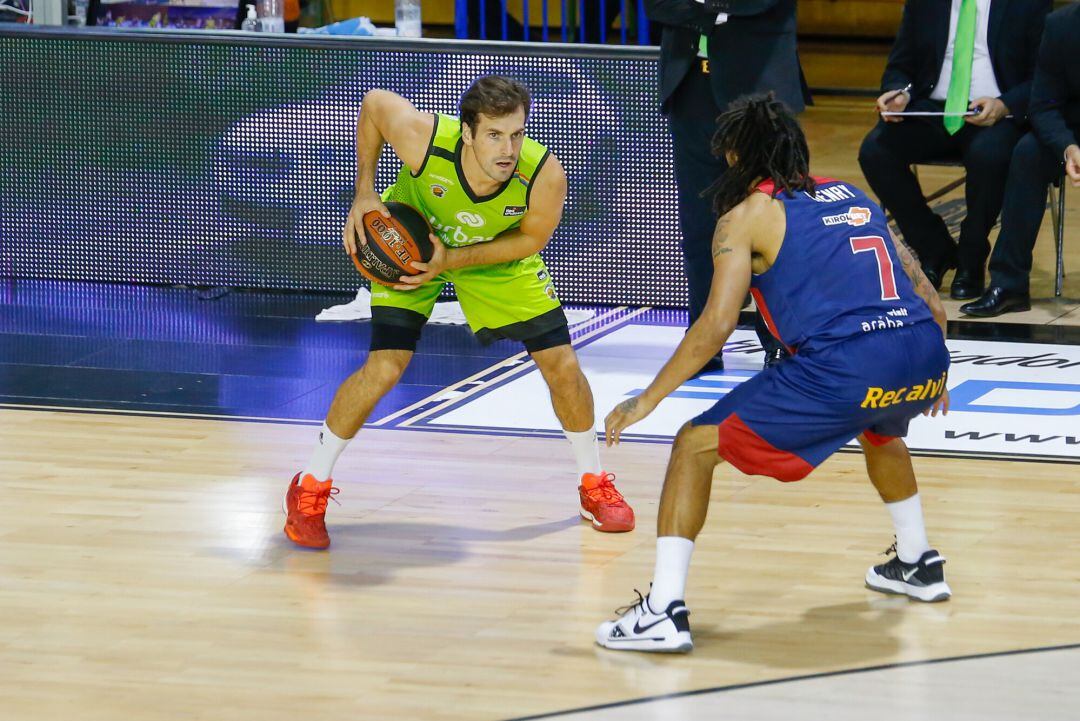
{"left": 351, "top": 201, "right": 435, "bottom": 287}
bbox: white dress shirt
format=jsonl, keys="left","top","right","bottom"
{"left": 693, "top": 0, "right": 728, "bottom": 25}
{"left": 931, "top": 0, "right": 1003, "bottom": 102}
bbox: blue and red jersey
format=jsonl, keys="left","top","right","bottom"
{"left": 687, "top": 177, "right": 949, "bottom": 481}
{"left": 750, "top": 177, "right": 935, "bottom": 355}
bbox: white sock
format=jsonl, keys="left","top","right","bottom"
{"left": 886, "top": 494, "right": 931, "bottom": 564}
{"left": 563, "top": 428, "right": 601, "bottom": 478}
{"left": 649, "top": 536, "right": 695, "bottom": 611}
{"left": 302, "top": 422, "right": 350, "bottom": 482}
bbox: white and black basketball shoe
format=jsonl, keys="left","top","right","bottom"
{"left": 865, "top": 546, "right": 952, "bottom": 602}
{"left": 595, "top": 590, "right": 693, "bottom": 653}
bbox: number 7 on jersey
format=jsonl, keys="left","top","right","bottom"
{"left": 849, "top": 235, "right": 900, "bottom": 301}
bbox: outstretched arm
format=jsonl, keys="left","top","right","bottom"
{"left": 605, "top": 199, "right": 755, "bottom": 444}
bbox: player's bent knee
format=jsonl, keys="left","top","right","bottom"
{"left": 363, "top": 349, "right": 412, "bottom": 388}
{"left": 673, "top": 422, "right": 722, "bottom": 457}
{"left": 858, "top": 432, "right": 905, "bottom": 453}
{"left": 529, "top": 338, "right": 582, "bottom": 382}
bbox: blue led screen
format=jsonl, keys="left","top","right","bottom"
{"left": 0, "top": 30, "right": 686, "bottom": 306}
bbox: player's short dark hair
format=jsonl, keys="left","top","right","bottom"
{"left": 706, "top": 93, "right": 816, "bottom": 217}
{"left": 460, "top": 76, "right": 532, "bottom": 133}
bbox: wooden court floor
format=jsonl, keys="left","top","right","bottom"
{"left": 2, "top": 408, "right": 1078, "bottom": 720}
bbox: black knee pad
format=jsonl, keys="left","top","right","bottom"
{"left": 523, "top": 323, "right": 572, "bottom": 354}
{"left": 370, "top": 322, "right": 422, "bottom": 352}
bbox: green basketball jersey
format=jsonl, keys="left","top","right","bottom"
{"left": 382, "top": 114, "right": 551, "bottom": 248}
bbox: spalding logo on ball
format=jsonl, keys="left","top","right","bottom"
{"left": 351, "top": 201, "right": 435, "bottom": 287}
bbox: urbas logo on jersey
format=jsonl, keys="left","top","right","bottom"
{"left": 822, "top": 206, "right": 873, "bottom": 227}
{"left": 456, "top": 211, "right": 485, "bottom": 228}
{"left": 429, "top": 215, "right": 494, "bottom": 247}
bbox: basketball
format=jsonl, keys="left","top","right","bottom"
{"left": 351, "top": 201, "right": 435, "bottom": 287}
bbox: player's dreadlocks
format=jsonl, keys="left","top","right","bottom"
{"left": 705, "top": 93, "right": 816, "bottom": 217}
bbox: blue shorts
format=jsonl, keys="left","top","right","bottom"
{"left": 691, "top": 322, "right": 949, "bottom": 482}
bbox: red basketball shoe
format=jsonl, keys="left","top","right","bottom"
{"left": 284, "top": 472, "right": 338, "bottom": 549}
{"left": 579, "top": 472, "right": 635, "bottom": 533}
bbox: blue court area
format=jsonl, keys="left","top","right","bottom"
{"left": 6, "top": 279, "right": 1079, "bottom": 464}
{"left": 0, "top": 279, "right": 533, "bottom": 422}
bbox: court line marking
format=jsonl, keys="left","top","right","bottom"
{"left": 367, "top": 305, "right": 632, "bottom": 428}
{"left": 398, "top": 306, "right": 654, "bottom": 428}
{"left": 0, "top": 402, "right": 324, "bottom": 425}
{"left": 391, "top": 419, "right": 1080, "bottom": 466}
{"left": 501, "top": 642, "right": 1080, "bottom": 721}
{"left": 0, "top": 402, "right": 1076, "bottom": 465}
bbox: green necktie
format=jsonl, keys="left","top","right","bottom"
{"left": 944, "top": 0, "right": 977, "bottom": 135}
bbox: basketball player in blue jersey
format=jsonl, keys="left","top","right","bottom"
{"left": 595, "top": 94, "right": 953, "bottom": 653}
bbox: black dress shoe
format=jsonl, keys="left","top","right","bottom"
{"left": 959, "top": 287, "right": 1031, "bottom": 317}
{"left": 950, "top": 269, "right": 985, "bottom": 300}
{"left": 923, "top": 256, "right": 957, "bottom": 291}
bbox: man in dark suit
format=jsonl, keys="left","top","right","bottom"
{"left": 858, "top": 0, "right": 1050, "bottom": 301}
{"left": 645, "top": 0, "right": 808, "bottom": 371}
{"left": 962, "top": 2, "right": 1080, "bottom": 316}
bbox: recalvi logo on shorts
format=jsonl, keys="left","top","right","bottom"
{"left": 861, "top": 372, "right": 948, "bottom": 409}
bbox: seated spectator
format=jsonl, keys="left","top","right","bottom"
{"left": 858, "top": 0, "right": 1049, "bottom": 300}
{"left": 961, "top": 2, "right": 1080, "bottom": 317}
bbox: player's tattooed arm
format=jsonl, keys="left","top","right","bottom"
{"left": 891, "top": 233, "right": 928, "bottom": 288}
{"left": 622, "top": 201, "right": 751, "bottom": 429}
{"left": 711, "top": 216, "right": 733, "bottom": 258}
{"left": 889, "top": 229, "right": 948, "bottom": 337}
{"left": 605, "top": 396, "right": 653, "bottom": 446}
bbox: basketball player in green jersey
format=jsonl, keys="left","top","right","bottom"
{"left": 284, "top": 76, "right": 635, "bottom": 549}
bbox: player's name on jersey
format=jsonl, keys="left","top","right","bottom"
{"left": 804, "top": 184, "right": 857, "bottom": 203}
{"left": 861, "top": 372, "right": 948, "bottom": 409}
